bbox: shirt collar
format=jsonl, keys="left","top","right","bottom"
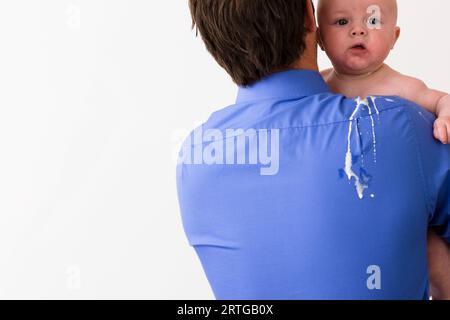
{"left": 236, "top": 69, "right": 331, "bottom": 104}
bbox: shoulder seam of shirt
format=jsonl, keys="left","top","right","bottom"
{"left": 235, "top": 95, "right": 309, "bottom": 105}
{"left": 190, "top": 105, "right": 404, "bottom": 147}
{"left": 405, "top": 105, "right": 433, "bottom": 218}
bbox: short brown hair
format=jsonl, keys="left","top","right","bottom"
{"left": 189, "top": 0, "right": 308, "bottom": 86}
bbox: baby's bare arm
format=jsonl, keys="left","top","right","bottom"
{"left": 400, "top": 76, "right": 448, "bottom": 114}
{"left": 436, "top": 94, "right": 450, "bottom": 117}
{"left": 399, "top": 76, "right": 450, "bottom": 144}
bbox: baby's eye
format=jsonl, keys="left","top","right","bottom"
{"left": 368, "top": 17, "right": 380, "bottom": 25}
{"left": 335, "top": 19, "right": 349, "bottom": 26}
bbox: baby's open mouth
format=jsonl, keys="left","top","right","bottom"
{"left": 350, "top": 44, "right": 367, "bottom": 50}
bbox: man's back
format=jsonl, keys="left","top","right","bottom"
{"left": 176, "top": 70, "right": 450, "bottom": 299}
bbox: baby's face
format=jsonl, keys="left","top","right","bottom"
{"left": 317, "top": 0, "right": 400, "bottom": 75}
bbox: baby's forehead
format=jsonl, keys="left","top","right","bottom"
{"left": 317, "top": 0, "right": 398, "bottom": 15}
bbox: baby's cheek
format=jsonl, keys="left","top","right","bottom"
{"left": 321, "top": 28, "right": 342, "bottom": 45}
{"left": 371, "top": 39, "right": 393, "bottom": 60}
{"left": 323, "top": 34, "right": 346, "bottom": 53}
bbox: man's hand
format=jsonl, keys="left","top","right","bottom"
{"left": 427, "top": 229, "right": 450, "bottom": 300}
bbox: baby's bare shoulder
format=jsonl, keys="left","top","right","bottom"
{"left": 386, "top": 66, "right": 427, "bottom": 90}
{"left": 388, "top": 71, "right": 447, "bottom": 112}
{"left": 397, "top": 74, "right": 428, "bottom": 90}
{"left": 385, "top": 70, "right": 428, "bottom": 96}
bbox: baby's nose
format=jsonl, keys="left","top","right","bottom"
{"left": 351, "top": 26, "right": 367, "bottom": 37}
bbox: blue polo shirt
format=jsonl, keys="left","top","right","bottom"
{"left": 176, "top": 70, "right": 450, "bottom": 300}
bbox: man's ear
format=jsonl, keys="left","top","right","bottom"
{"left": 305, "top": 0, "right": 318, "bottom": 33}
{"left": 317, "top": 28, "right": 325, "bottom": 51}
{"left": 392, "top": 26, "right": 401, "bottom": 49}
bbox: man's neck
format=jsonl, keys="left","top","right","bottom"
{"left": 290, "top": 33, "right": 319, "bottom": 72}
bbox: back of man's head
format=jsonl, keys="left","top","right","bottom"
{"left": 189, "top": 0, "right": 308, "bottom": 87}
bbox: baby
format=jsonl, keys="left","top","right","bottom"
{"left": 317, "top": 0, "right": 450, "bottom": 144}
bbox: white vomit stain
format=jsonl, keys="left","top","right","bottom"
{"left": 367, "top": 96, "right": 379, "bottom": 163}
{"left": 344, "top": 96, "right": 380, "bottom": 199}
{"left": 345, "top": 99, "right": 366, "bottom": 199}
{"left": 418, "top": 111, "right": 433, "bottom": 125}
{"left": 356, "top": 119, "right": 365, "bottom": 168}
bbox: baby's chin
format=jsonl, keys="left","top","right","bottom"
{"left": 335, "top": 60, "right": 381, "bottom": 77}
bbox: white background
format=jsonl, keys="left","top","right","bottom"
{"left": 0, "top": 0, "right": 448, "bottom": 299}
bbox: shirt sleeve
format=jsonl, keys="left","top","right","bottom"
{"left": 429, "top": 166, "right": 450, "bottom": 243}
{"left": 407, "top": 101, "right": 450, "bottom": 243}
